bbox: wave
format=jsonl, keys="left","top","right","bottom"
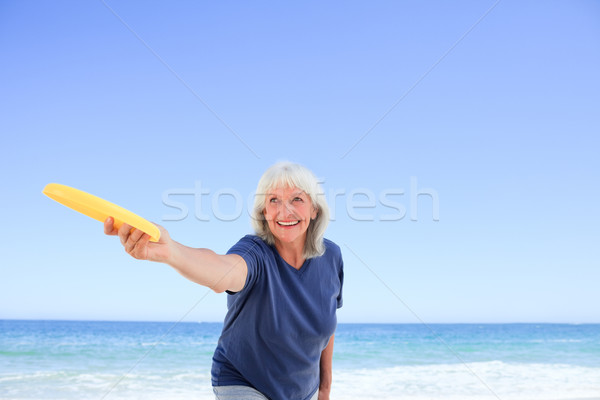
{"left": 334, "top": 361, "right": 600, "bottom": 400}
{"left": 2, "top": 361, "right": 599, "bottom": 400}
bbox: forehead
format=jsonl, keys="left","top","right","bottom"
{"left": 266, "top": 186, "right": 306, "bottom": 196}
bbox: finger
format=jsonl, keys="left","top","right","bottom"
{"left": 128, "top": 228, "right": 145, "bottom": 242}
{"left": 125, "top": 228, "right": 145, "bottom": 252}
{"left": 124, "top": 229, "right": 142, "bottom": 254}
{"left": 132, "top": 233, "right": 151, "bottom": 259}
{"left": 118, "top": 223, "right": 133, "bottom": 245}
{"left": 151, "top": 222, "right": 168, "bottom": 243}
{"left": 139, "top": 232, "right": 151, "bottom": 244}
{"left": 104, "top": 217, "right": 117, "bottom": 235}
{"left": 129, "top": 232, "right": 151, "bottom": 259}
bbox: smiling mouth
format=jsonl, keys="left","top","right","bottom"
{"left": 277, "top": 220, "right": 299, "bottom": 226}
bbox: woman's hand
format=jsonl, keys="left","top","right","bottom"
{"left": 104, "top": 217, "right": 172, "bottom": 263}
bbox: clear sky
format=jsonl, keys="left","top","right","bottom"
{"left": 1, "top": 1, "right": 598, "bottom": 323}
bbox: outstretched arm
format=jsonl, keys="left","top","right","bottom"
{"left": 104, "top": 217, "right": 247, "bottom": 293}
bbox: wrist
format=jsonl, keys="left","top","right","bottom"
{"left": 318, "top": 387, "right": 330, "bottom": 400}
{"left": 319, "top": 383, "right": 331, "bottom": 393}
{"left": 163, "top": 238, "right": 180, "bottom": 265}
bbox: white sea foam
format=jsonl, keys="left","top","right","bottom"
{"left": 2, "top": 362, "right": 599, "bottom": 400}
{"left": 333, "top": 361, "right": 600, "bottom": 400}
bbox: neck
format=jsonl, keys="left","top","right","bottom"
{"left": 274, "top": 238, "right": 305, "bottom": 270}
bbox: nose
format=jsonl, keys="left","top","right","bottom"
{"left": 277, "top": 199, "right": 295, "bottom": 218}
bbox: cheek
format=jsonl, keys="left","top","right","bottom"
{"left": 303, "top": 205, "right": 316, "bottom": 220}
{"left": 264, "top": 205, "right": 277, "bottom": 220}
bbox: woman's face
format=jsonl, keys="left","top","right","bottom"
{"left": 263, "top": 186, "right": 317, "bottom": 247}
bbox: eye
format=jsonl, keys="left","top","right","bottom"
{"left": 293, "top": 197, "right": 303, "bottom": 202}
{"left": 269, "top": 197, "right": 278, "bottom": 203}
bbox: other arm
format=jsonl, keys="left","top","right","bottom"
{"left": 318, "top": 334, "right": 335, "bottom": 400}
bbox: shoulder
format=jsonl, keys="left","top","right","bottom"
{"left": 227, "top": 235, "right": 275, "bottom": 267}
{"left": 226, "top": 235, "right": 275, "bottom": 292}
{"left": 322, "top": 238, "right": 343, "bottom": 263}
{"left": 320, "top": 239, "right": 344, "bottom": 291}
{"left": 227, "top": 234, "right": 276, "bottom": 259}
{"left": 322, "top": 240, "right": 344, "bottom": 298}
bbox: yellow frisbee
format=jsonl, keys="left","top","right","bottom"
{"left": 43, "top": 183, "right": 160, "bottom": 242}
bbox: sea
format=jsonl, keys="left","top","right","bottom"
{"left": 1, "top": 320, "right": 599, "bottom": 400}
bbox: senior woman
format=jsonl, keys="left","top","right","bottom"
{"left": 104, "top": 162, "right": 344, "bottom": 400}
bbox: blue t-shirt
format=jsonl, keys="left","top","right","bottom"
{"left": 211, "top": 235, "right": 344, "bottom": 400}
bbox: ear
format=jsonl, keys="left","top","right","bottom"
{"left": 311, "top": 207, "right": 318, "bottom": 220}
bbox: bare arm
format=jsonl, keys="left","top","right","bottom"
{"left": 104, "top": 217, "right": 247, "bottom": 293}
{"left": 168, "top": 240, "right": 247, "bottom": 293}
{"left": 318, "top": 334, "right": 335, "bottom": 400}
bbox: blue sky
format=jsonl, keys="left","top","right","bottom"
{"left": 1, "top": 1, "right": 598, "bottom": 323}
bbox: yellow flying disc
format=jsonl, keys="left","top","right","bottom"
{"left": 43, "top": 183, "right": 160, "bottom": 242}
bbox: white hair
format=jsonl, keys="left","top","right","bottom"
{"left": 251, "top": 161, "right": 330, "bottom": 259}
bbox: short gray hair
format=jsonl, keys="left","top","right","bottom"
{"left": 251, "top": 161, "right": 330, "bottom": 259}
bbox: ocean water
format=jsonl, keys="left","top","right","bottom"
{"left": 1, "top": 320, "right": 599, "bottom": 400}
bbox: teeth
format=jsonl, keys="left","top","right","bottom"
{"left": 278, "top": 220, "right": 299, "bottom": 226}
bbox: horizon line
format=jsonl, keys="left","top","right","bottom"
{"left": 2, "top": 318, "right": 598, "bottom": 325}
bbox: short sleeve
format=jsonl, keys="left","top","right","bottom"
{"left": 336, "top": 250, "right": 344, "bottom": 309}
{"left": 226, "top": 235, "right": 265, "bottom": 295}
